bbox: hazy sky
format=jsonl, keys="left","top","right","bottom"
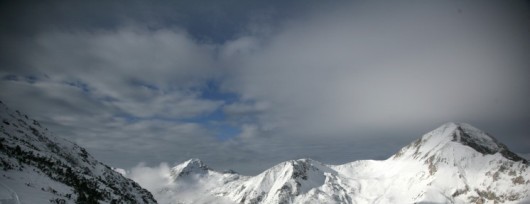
{"left": 1, "top": 0, "right": 529, "bottom": 174}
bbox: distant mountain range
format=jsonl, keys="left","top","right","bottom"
{"left": 1, "top": 100, "right": 529, "bottom": 204}
{"left": 147, "top": 123, "right": 529, "bottom": 204}
{"left": 0, "top": 101, "right": 157, "bottom": 204}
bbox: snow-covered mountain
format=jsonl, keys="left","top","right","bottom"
{"left": 0, "top": 101, "right": 157, "bottom": 204}
{"left": 2, "top": 98, "right": 527, "bottom": 204}
{"left": 146, "top": 122, "right": 529, "bottom": 204}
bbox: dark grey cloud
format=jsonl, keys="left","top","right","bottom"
{"left": 0, "top": 0, "right": 338, "bottom": 42}
{"left": 0, "top": 0, "right": 528, "bottom": 175}
{"left": 221, "top": 0, "right": 530, "bottom": 144}
{"left": 216, "top": 0, "right": 530, "bottom": 173}
{"left": 2, "top": 27, "right": 222, "bottom": 117}
{"left": 0, "top": 26, "right": 229, "bottom": 170}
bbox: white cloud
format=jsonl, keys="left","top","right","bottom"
{"left": 22, "top": 26, "right": 221, "bottom": 119}
{"left": 220, "top": 36, "right": 260, "bottom": 59}
{"left": 223, "top": 101, "right": 268, "bottom": 116}
{"left": 0, "top": 26, "right": 236, "bottom": 169}
{"left": 128, "top": 162, "right": 172, "bottom": 192}
{"left": 238, "top": 124, "right": 259, "bottom": 139}
{"left": 109, "top": 91, "right": 222, "bottom": 119}
{"left": 111, "top": 167, "right": 128, "bottom": 176}
{"left": 127, "top": 162, "right": 236, "bottom": 204}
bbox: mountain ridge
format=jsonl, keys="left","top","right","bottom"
{"left": 1, "top": 100, "right": 528, "bottom": 204}
{"left": 392, "top": 122, "right": 527, "bottom": 164}
{"left": 143, "top": 122, "right": 529, "bottom": 204}
{"left": 0, "top": 101, "right": 157, "bottom": 203}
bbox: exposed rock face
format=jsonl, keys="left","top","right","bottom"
{"left": 450, "top": 124, "right": 526, "bottom": 163}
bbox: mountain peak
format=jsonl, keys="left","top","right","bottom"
{"left": 170, "top": 158, "right": 211, "bottom": 179}
{"left": 394, "top": 122, "right": 527, "bottom": 164}
{"left": 434, "top": 122, "right": 500, "bottom": 152}
{"left": 147, "top": 122, "right": 530, "bottom": 204}
{"left": 183, "top": 158, "right": 206, "bottom": 166}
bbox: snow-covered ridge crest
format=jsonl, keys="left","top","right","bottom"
{"left": 146, "top": 122, "right": 529, "bottom": 204}
{"left": 392, "top": 122, "right": 528, "bottom": 164}
{"left": 0, "top": 101, "right": 157, "bottom": 203}
{"left": 169, "top": 158, "right": 211, "bottom": 180}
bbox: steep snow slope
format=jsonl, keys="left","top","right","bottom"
{"left": 145, "top": 122, "right": 528, "bottom": 204}
{"left": 0, "top": 101, "right": 157, "bottom": 204}
{"left": 334, "top": 122, "right": 529, "bottom": 203}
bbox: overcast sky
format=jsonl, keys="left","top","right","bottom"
{"left": 1, "top": 0, "right": 529, "bottom": 175}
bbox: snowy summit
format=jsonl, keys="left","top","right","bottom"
{"left": 142, "top": 123, "right": 529, "bottom": 204}
{"left": 1, "top": 100, "right": 529, "bottom": 204}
